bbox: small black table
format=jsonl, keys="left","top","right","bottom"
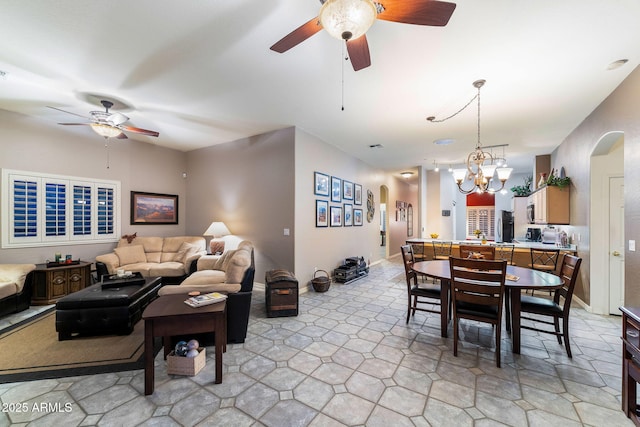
{"left": 55, "top": 276, "right": 162, "bottom": 340}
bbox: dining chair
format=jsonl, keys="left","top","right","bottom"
{"left": 528, "top": 248, "right": 561, "bottom": 295}
{"left": 519, "top": 254, "right": 582, "bottom": 357}
{"left": 529, "top": 248, "right": 560, "bottom": 273}
{"left": 400, "top": 245, "right": 443, "bottom": 324}
{"left": 492, "top": 243, "right": 515, "bottom": 265}
{"left": 459, "top": 244, "right": 495, "bottom": 260}
{"left": 449, "top": 256, "right": 507, "bottom": 367}
{"left": 432, "top": 240, "right": 453, "bottom": 260}
{"left": 409, "top": 241, "right": 427, "bottom": 262}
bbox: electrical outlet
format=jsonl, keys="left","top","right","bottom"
{"left": 283, "top": 228, "right": 290, "bottom": 236}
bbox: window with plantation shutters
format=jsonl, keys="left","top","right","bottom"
{"left": 466, "top": 206, "right": 495, "bottom": 240}
{"left": 2, "top": 169, "right": 120, "bottom": 248}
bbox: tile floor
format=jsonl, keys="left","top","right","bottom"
{"left": 0, "top": 257, "right": 633, "bottom": 426}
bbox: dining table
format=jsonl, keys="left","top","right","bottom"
{"left": 411, "top": 259, "right": 563, "bottom": 354}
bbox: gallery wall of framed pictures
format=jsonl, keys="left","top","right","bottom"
{"left": 314, "top": 171, "right": 363, "bottom": 228}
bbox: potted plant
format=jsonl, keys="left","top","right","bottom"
{"left": 545, "top": 169, "right": 571, "bottom": 188}
{"left": 510, "top": 175, "right": 532, "bottom": 197}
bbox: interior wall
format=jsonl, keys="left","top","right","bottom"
{"left": 185, "top": 128, "right": 296, "bottom": 283}
{"left": 0, "top": 109, "right": 187, "bottom": 264}
{"left": 294, "top": 129, "right": 403, "bottom": 289}
{"left": 552, "top": 64, "right": 640, "bottom": 306}
{"left": 590, "top": 135, "right": 624, "bottom": 314}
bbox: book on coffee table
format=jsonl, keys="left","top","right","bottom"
{"left": 184, "top": 292, "right": 227, "bottom": 308}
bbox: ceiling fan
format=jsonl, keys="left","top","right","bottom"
{"left": 48, "top": 100, "right": 160, "bottom": 139}
{"left": 270, "top": 0, "right": 456, "bottom": 71}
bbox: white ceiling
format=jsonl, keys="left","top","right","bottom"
{"left": 1, "top": 0, "right": 638, "bottom": 179}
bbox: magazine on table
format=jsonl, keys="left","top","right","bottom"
{"left": 184, "top": 292, "right": 228, "bottom": 307}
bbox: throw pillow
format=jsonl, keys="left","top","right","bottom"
{"left": 225, "top": 247, "right": 251, "bottom": 283}
{"left": 114, "top": 245, "right": 147, "bottom": 265}
{"left": 213, "top": 249, "right": 237, "bottom": 271}
{"left": 174, "top": 242, "right": 199, "bottom": 264}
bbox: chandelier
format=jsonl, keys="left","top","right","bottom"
{"left": 451, "top": 80, "right": 513, "bottom": 194}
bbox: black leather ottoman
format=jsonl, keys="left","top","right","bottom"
{"left": 55, "top": 277, "right": 162, "bottom": 340}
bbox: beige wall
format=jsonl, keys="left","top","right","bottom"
{"left": 294, "top": 129, "right": 416, "bottom": 289}
{"left": 551, "top": 65, "right": 640, "bottom": 307}
{"left": 185, "top": 128, "right": 296, "bottom": 282}
{"left": 0, "top": 109, "right": 188, "bottom": 264}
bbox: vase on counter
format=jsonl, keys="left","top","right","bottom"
{"left": 538, "top": 173, "right": 547, "bottom": 188}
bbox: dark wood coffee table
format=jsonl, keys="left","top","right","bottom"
{"left": 142, "top": 294, "right": 226, "bottom": 395}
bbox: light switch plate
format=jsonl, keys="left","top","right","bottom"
{"left": 630, "top": 240, "right": 636, "bottom": 252}
{"left": 284, "top": 228, "right": 290, "bottom": 236}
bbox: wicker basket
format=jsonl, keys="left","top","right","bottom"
{"left": 311, "top": 270, "right": 331, "bottom": 293}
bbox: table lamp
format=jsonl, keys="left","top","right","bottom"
{"left": 203, "top": 222, "right": 231, "bottom": 254}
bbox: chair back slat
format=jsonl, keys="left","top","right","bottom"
{"left": 556, "top": 254, "right": 582, "bottom": 307}
{"left": 530, "top": 248, "right": 560, "bottom": 271}
{"left": 400, "top": 245, "right": 417, "bottom": 287}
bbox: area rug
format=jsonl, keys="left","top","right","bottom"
{"left": 0, "top": 310, "right": 158, "bottom": 383}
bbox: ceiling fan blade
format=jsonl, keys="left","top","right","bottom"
{"left": 47, "top": 106, "right": 90, "bottom": 119}
{"left": 58, "top": 122, "right": 92, "bottom": 126}
{"left": 270, "top": 17, "right": 323, "bottom": 53}
{"left": 377, "top": 0, "right": 456, "bottom": 26}
{"left": 347, "top": 35, "right": 371, "bottom": 71}
{"left": 119, "top": 125, "right": 160, "bottom": 137}
{"left": 116, "top": 132, "right": 128, "bottom": 140}
{"left": 108, "top": 112, "right": 129, "bottom": 126}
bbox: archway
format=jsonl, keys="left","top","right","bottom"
{"left": 589, "top": 131, "right": 624, "bottom": 314}
{"left": 379, "top": 185, "right": 389, "bottom": 259}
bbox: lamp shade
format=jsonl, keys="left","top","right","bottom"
{"left": 319, "top": 0, "right": 377, "bottom": 41}
{"left": 203, "top": 222, "right": 231, "bottom": 238}
{"left": 90, "top": 123, "right": 122, "bottom": 138}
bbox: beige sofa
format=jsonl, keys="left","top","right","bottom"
{"left": 95, "top": 236, "right": 206, "bottom": 284}
{"left": 0, "top": 264, "right": 36, "bottom": 317}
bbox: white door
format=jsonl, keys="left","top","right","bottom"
{"left": 609, "top": 176, "right": 625, "bottom": 314}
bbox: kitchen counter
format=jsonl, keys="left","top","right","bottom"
{"left": 405, "top": 238, "right": 577, "bottom": 252}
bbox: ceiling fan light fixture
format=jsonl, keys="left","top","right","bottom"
{"left": 319, "top": 0, "right": 377, "bottom": 41}
{"left": 90, "top": 123, "right": 122, "bottom": 138}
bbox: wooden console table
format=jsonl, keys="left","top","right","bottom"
{"left": 621, "top": 306, "right": 640, "bottom": 426}
{"left": 32, "top": 261, "right": 91, "bottom": 305}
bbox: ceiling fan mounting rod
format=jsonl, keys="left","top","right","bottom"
{"left": 100, "top": 100, "right": 114, "bottom": 112}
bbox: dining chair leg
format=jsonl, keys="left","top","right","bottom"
{"left": 554, "top": 317, "right": 562, "bottom": 344}
{"left": 453, "top": 316, "right": 459, "bottom": 356}
{"left": 495, "top": 322, "right": 502, "bottom": 368}
{"left": 563, "top": 319, "right": 572, "bottom": 358}
{"left": 406, "top": 294, "right": 411, "bottom": 324}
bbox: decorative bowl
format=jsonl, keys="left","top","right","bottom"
{"left": 430, "top": 233, "right": 439, "bottom": 239}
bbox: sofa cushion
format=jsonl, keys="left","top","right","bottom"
{"left": 149, "top": 262, "right": 188, "bottom": 277}
{"left": 120, "top": 262, "right": 153, "bottom": 276}
{"left": 0, "top": 264, "right": 36, "bottom": 293}
{"left": 173, "top": 242, "right": 201, "bottom": 264}
{"left": 214, "top": 249, "right": 237, "bottom": 271}
{"left": 115, "top": 245, "right": 147, "bottom": 265}
{"left": 182, "top": 270, "right": 227, "bottom": 285}
{"left": 0, "top": 282, "right": 17, "bottom": 299}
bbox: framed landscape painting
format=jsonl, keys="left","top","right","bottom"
{"left": 330, "top": 206, "right": 342, "bottom": 227}
{"left": 131, "top": 191, "right": 178, "bottom": 224}
{"left": 316, "top": 200, "right": 328, "bottom": 227}
{"left": 314, "top": 172, "right": 330, "bottom": 196}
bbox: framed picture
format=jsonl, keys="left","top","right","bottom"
{"left": 354, "top": 184, "right": 362, "bottom": 205}
{"left": 314, "top": 172, "right": 330, "bottom": 196}
{"left": 354, "top": 209, "right": 363, "bottom": 226}
{"left": 331, "top": 176, "right": 342, "bottom": 202}
{"left": 316, "top": 200, "right": 328, "bottom": 227}
{"left": 131, "top": 191, "right": 178, "bottom": 224}
{"left": 343, "top": 180, "right": 353, "bottom": 200}
{"left": 344, "top": 204, "right": 353, "bottom": 226}
{"left": 330, "top": 206, "right": 342, "bottom": 227}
